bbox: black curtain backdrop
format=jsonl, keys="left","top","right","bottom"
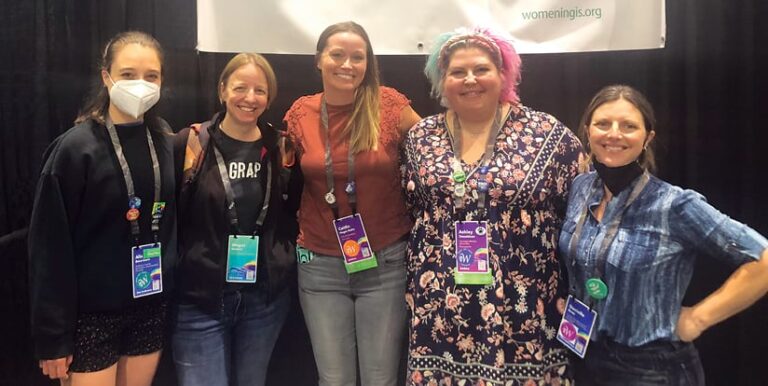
{"left": 1, "top": 1, "right": 767, "bottom": 385}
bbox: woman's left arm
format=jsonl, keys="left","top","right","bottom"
{"left": 677, "top": 248, "right": 768, "bottom": 341}
{"left": 398, "top": 105, "right": 421, "bottom": 135}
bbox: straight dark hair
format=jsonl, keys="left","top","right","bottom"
{"left": 578, "top": 84, "right": 657, "bottom": 172}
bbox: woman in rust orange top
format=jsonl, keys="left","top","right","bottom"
{"left": 284, "top": 21, "right": 420, "bottom": 386}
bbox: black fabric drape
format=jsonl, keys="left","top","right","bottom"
{"left": 1, "top": 0, "right": 766, "bottom": 385}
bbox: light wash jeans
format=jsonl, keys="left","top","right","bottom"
{"left": 171, "top": 288, "right": 290, "bottom": 386}
{"left": 299, "top": 240, "right": 408, "bottom": 386}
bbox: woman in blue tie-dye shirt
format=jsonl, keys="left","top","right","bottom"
{"left": 559, "top": 84, "right": 768, "bottom": 385}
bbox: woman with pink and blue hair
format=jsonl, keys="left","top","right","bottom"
{"left": 401, "top": 26, "right": 583, "bottom": 384}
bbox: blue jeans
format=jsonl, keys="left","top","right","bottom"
{"left": 298, "top": 240, "right": 408, "bottom": 386}
{"left": 575, "top": 338, "right": 705, "bottom": 385}
{"left": 171, "top": 288, "right": 290, "bottom": 386}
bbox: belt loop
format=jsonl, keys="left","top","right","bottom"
{"left": 669, "top": 340, "right": 686, "bottom": 352}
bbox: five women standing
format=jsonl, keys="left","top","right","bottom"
{"left": 27, "top": 23, "right": 767, "bottom": 386}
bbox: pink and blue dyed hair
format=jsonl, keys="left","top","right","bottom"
{"left": 424, "top": 26, "right": 522, "bottom": 107}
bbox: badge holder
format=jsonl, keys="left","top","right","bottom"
{"left": 333, "top": 213, "right": 377, "bottom": 274}
{"left": 225, "top": 235, "right": 259, "bottom": 283}
{"left": 296, "top": 245, "right": 315, "bottom": 264}
{"left": 132, "top": 243, "right": 163, "bottom": 298}
{"left": 557, "top": 295, "right": 597, "bottom": 358}
{"left": 454, "top": 221, "right": 493, "bottom": 285}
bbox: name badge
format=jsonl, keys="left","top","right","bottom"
{"left": 454, "top": 221, "right": 493, "bottom": 285}
{"left": 132, "top": 243, "right": 162, "bottom": 298}
{"left": 333, "top": 213, "right": 377, "bottom": 274}
{"left": 226, "top": 235, "right": 259, "bottom": 283}
{"left": 557, "top": 295, "right": 597, "bottom": 358}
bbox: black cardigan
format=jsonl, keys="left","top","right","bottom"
{"left": 28, "top": 118, "right": 177, "bottom": 360}
{"left": 172, "top": 113, "right": 300, "bottom": 313}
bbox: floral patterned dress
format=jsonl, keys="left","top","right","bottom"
{"left": 401, "top": 105, "right": 582, "bottom": 385}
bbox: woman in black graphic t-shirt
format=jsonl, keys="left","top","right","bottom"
{"left": 171, "top": 53, "right": 299, "bottom": 386}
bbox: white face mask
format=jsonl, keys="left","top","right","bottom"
{"left": 107, "top": 74, "right": 160, "bottom": 119}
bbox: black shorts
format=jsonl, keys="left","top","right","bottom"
{"left": 69, "top": 300, "right": 167, "bottom": 373}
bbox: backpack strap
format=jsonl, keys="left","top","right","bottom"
{"left": 182, "top": 121, "right": 212, "bottom": 185}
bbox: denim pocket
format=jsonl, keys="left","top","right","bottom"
{"left": 379, "top": 240, "right": 408, "bottom": 266}
{"left": 609, "top": 229, "right": 680, "bottom": 272}
{"left": 607, "top": 352, "right": 669, "bottom": 384}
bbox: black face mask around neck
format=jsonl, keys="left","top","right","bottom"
{"left": 593, "top": 159, "right": 644, "bottom": 196}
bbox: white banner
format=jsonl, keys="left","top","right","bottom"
{"left": 197, "top": 0, "right": 665, "bottom": 54}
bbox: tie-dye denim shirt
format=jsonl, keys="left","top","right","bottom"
{"left": 559, "top": 171, "right": 767, "bottom": 346}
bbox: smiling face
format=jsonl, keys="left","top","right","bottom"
{"left": 588, "top": 98, "right": 655, "bottom": 167}
{"left": 441, "top": 46, "right": 503, "bottom": 118}
{"left": 219, "top": 63, "right": 269, "bottom": 129}
{"left": 316, "top": 31, "right": 368, "bottom": 103}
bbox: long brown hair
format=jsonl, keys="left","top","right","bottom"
{"left": 75, "top": 31, "right": 164, "bottom": 125}
{"left": 315, "top": 21, "right": 381, "bottom": 153}
{"left": 578, "top": 85, "right": 657, "bottom": 172}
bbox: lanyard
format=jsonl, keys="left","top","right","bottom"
{"left": 567, "top": 172, "right": 650, "bottom": 295}
{"left": 211, "top": 126, "right": 273, "bottom": 236}
{"left": 105, "top": 117, "right": 162, "bottom": 244}
{"left": 448, "top": 106, "right": 504, "bottom": 219}
{"left": 320, "top": 97, "right": 357, "bottom": 220}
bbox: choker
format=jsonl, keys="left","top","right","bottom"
{"left": 593, "top": 159, "right": 644, "bottom": 196}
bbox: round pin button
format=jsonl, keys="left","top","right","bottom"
{"left": 454, "top": 183, "right": 466, "bottom": 196}
{"left": 129, "top": 196, "right": 142, "bottom": 209}
{"left": 479, "top": 166, "right": 489, "bottom": 174}
{"left": 126, "top": 208, "right": 140, "bottom": 221}
{"left": 324, "top": 192, "right": 336, "bottom": 205}
{"left": 453, "top": 171, "right": 466, "bottom": 183}
{"left": 477, "top": 181, "right": 489, "bottom": 192}
{"left": 585, "top": 278, "right": 608, "bottom": 300}
{"left": 345, "top": 182, "right": 356, "bottom": 195}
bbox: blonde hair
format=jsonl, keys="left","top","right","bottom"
{"left": 316, "top": 21, "right": 381, "bottom": 153}
{"left": 218, "top": 53, "right": 278, "bottom": 108}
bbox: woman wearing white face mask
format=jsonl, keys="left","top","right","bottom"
{"left": 28, "top": 31, "right": 177, "bottom": 386}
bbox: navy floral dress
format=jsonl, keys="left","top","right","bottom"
{"left": 401, "top": 105, "right": 582, "bottom": 385}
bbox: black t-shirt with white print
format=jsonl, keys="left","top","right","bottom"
{"left": 213, "top": 129, "right": 265, "bottom": 236}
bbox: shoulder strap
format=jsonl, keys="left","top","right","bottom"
{"left": 182, "top": 121, "right": 212, "bottom": 184}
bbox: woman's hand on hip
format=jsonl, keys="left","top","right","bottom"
{"left": 675, "top": 306, "right": 706, "bottom": 342}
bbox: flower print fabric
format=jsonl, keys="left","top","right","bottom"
{"left": 401, "top": 104, "right": 582, "bottom": 385}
